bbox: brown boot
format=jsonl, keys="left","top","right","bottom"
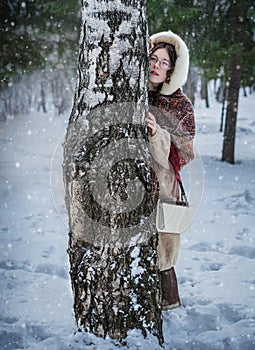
{"left": 160, "top": 267, "right": 181, "bottom": 311}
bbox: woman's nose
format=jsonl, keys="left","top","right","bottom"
{"left": 154, "top": 60, "right": 160, "bottom": 68}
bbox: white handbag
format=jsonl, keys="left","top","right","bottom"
{"left": 155, "top": 142, "right": 191, "bottom": 234}
{"left": 156, "top": 197, "right": 190, "bottom": 234}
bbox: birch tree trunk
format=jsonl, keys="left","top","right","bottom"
{"left": 63, "top": 0, "right": 163, "bottom": 345}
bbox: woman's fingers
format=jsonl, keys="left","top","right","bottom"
{"left": 145, "top": 112, "right": 157, "bottom": 136}
{"left": 145, "top": 112, "right": 156, "bottom": 127}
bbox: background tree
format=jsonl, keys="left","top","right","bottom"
{"left": 192, "top": 0, "right": 254, "bottom": 163}
{"left": 63, "top": 0, "right": 163, "bottom": 345}
{"left": 218, "top": 1, "right": 254, "bottom": 163}
{"left": 0, "top": 0, "right": 80, "bottom": 119}
{"left": 0, "top": 0, "right": 79, "bottom": 90}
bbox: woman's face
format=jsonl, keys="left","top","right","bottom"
{"left": 149, "top": 48, "right": 171, "bottom": 88}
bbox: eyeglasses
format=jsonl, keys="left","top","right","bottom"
{"left": 150, "top": 55, "right": 171, "bottom": 70}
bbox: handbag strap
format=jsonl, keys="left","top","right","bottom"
{"left": 169, "top": 143, "right": 188, "bottom": 203}
{"left": 177, "top": 177, "right": 188, "bottom": 203}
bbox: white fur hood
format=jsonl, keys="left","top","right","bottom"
{"left": 149, "top": 30, "right": 189, "bottom": 96}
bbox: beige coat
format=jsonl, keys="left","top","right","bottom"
{"left": 149, "top": 30, "right": 195, "bottom": 271}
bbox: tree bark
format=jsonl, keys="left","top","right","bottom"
{"left": 221, "top": 1, "right": 245, "bottom": 164}
{"left": 222, "top": 56, "right": 242, "bottom": 164}
{"left": 63, "top": 0, "right": 163, "bottom": 345}
{"left": 200, "top": 76, "right": 209, "bottom": 108}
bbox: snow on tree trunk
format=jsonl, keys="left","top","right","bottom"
{"left": 63, "top": 0, "right": 163, "bottom": 345}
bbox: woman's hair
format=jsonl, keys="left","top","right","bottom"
{"left": 150, "top": 42, "right": 177, "bottom": 85}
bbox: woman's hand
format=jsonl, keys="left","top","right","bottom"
{"left": 146, "top": 112, "right": 157, "bottom": 136}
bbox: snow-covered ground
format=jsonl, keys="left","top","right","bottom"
{"left": 0, "top": 85, "right": 254, "bottom": 349}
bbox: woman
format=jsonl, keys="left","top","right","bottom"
{"left": 145, "top": 30, "right": 196, "bottom": 310}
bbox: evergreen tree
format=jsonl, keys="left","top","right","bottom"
{"left": 193, "top": 0, "right": 254, "bottom": 163}
{"left": 0, "top": 0, "right": 45, "bottom": 88}
{"left": 219, "top": 1, "right": 254, "bottom": 163}
{"left": 0, "top": 0, "right": 79, "bottom": 90}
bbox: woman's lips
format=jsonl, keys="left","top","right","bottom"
{"left": 150, "top": 70, "right": 159, "bottom": 76}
